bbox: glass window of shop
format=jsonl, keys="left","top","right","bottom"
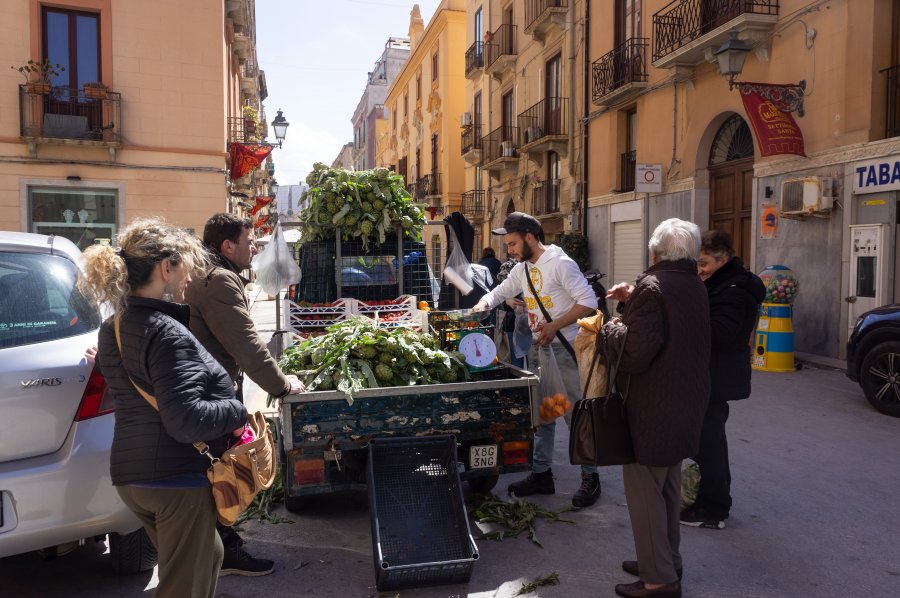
{"left": 28, "top": 187, "right": 118, "bottom": 250}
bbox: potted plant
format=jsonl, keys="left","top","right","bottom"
{"left": 532, "top": 173, "right": 543, "bottom": 188}
{"left": 242, "top": 105, "right": 260, "bottom": 141}
{"left": 83, "top": 81, "right": 108, "bottom": 99}
{"left": 11, "top": 59, "right": 65, "bottom": 95}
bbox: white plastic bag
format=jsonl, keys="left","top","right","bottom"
{"left": 512, "top": 306, "right": 533, "bottom": 359}
{"left": 251, "top": 224, "right": 301, "bottom": 296}
{"left": 444, "top": 226, "right": 475, "bottom": 295}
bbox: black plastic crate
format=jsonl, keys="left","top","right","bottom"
{"left": 297, "top": 233, "right": 434, "bottom": 304}
{"left": 367, "top": 435, "right": 479, "bottom": 592}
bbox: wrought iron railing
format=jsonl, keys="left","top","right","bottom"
{"left": 241, "top": 59, "right": 258, "bottom": 79}
{"left": 465, "top": 41, "right": 484, "bottom": 77}
{"left": 532, "top": 180, "right": 562, "bottom": 215}
{"left": 592, "top": 38, "right": 649, "bottom": 102}
{"left": 462, "top": 190, "right": 486, "bottom": 219}
{"left": 461, "top": 124, "right": 483, "bottom": 155}
{"left": 228, "top": 116, "right": 262, "bottom": 143}
{"left": 485, "top": 24, "right": 517, "bottom": 70}
{"left": 19, "top": 85, "right": 122, "bottom": 143}
{"left": 525, "top": 0, "right": 568, "bottom": 31}
{"left": 482, "top": 125, "right": 519, "bottom": 164}
{"left": 620, "top": 150, "right": 636, "bottom": 192}
{"left": 652, "top": 0, "right": 780, "bottom": 62}
{"left": 518, "top": 97, "right": 567, "bottom": 145}
{"left": 417, "top": 173, "right": 441, "bottom": 197}
{"left": 405, "top": 182, "right": 416, "bottom": 198}
{"left": 884, "top": 64, "right": 900, "bottom": 138}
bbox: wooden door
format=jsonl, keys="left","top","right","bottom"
{"left": 709, "top": 157, "right": 753, "bottom": 262}
{"left": 545, "top": 53, "right": 562, "bottom": 135}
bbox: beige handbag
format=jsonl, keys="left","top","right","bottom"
{"left": 114, "top": 316, "right": 276, "bottom": 526}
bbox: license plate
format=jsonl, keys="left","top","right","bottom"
{"left": 469, "top": 444, "right": 497, "bottom": 469}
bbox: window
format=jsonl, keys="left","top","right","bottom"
{"left": 615, "top": 0, "right": 642, "bottom": 46}
{"left": 431, "top": 133, "right": 439, "bottom": 178}
{"left": 404, "top": 92, "right": 409, "bottom": 116}
{"left": 547, "top": 151, "right": 561, "bottom": 213}
{"left": 29, "top": 187, "right": 118, "bottom": 251}
{"left": 474, "top": 90, "right": 482, "bottom": 126}
{"left": 42, "top": 7, "right": 100, "bottom": 90}
{"left": 475, "top": 7, "right": 483, "bottom": 43}
{"left": 0, "top": 252, "right": 101, "bottom": 349}
{"left": 432, "top": 49, "right": 439, "bottom": 81}
{"left": 392, "top": 106, "right": 397, "bottom": 131}
{"left": 416, "top": 71, "right": 422, "bottom": 101}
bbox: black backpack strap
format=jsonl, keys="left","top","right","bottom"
{"left": 526, "top": 265, "right": 578, "bottom": 363}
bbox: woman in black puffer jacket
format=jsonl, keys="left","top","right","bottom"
{"left": 80, "top": 218, "right": 247, "bottom": 598}
{"left": 681, "top": 230, "right": 765, "bottom": 530}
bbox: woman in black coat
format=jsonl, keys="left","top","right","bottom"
{"left": 681, "top": 230, "right": 765, "bottom": 530}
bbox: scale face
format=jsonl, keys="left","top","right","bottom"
{"left": 458, "top": 332, "right": 497, "bottom": 368}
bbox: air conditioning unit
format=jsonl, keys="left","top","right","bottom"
{"left": 501, "top": 141, "right": 515, "bottom": 157}
{"left": 460, "top": 111, "right": 473, "bottom": 127}
{"left": 780, "top": 177, "right": 835, "bottom": 215}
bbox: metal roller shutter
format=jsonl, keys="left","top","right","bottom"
{"left": 612, "top": 220, "right": 644, "bottom": 286}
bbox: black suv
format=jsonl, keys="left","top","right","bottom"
{"left": 847, "top": 305, "right": 900, "bottom": 417}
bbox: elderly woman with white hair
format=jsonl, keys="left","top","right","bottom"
{"left": 600, "top": 218, "right": 711, "bottom": 598}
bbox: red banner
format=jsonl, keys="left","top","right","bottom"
{"left": 250, "top": 196, "right": 273, "bottom": 216}
{"left": 739, "top": 83, "right": 805, "bottom": 157}
{"left": 228, "top": 143, "right": 273, "bottom": 180}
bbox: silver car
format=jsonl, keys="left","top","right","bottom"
{"left": 0, "top": 232, "right": 154, "bottom": 572}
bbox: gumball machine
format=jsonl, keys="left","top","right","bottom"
{"left": 752, "top": 265, "right": 799, "bottom": 372}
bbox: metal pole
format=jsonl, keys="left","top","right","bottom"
{"left": 274, "top": 289, "right": 282, "bottom": 359}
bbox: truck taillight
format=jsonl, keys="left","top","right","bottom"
{"left": 75, "top": 368, "right": 114, "bottom": 421}
{"left": 294, "top": 458, "right": 325, "bottom": 486}
{"left": 502, "top": 441, "right": 530, "bottom": 465}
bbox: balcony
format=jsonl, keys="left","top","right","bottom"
{"left": 461, "top": 124, "right": 483, "bottom": 164}
{"left": 462, "top": 190, "right": 486, "bottom": 220}
{"left": 485, "top": 24, "right": 517, "bottom": 81}
{"left": 232, "top": 26, "right": 252, "bottom": 60}
{"left": 465, "top": 41, "right": 484, "bottom": 79}
{"left": 482, "top": 125, "right": 519, "bottom": 174}
{"left": 525, "top": 0, "right": 568, "bottom": 43}
{"left": 228, "top": 116, "right": 261, "bottom": 143}
{"left": 620, "top": 150, "right": 636, "bottom": 192}
{"left": 884, "top": 65, "right": 900, "bottom": 138}
{"left": 532, "top": 180, "right": 562, "bottom": 216}
{"left": 19, "top": 85, "right": 122, "bottom": 158}
{"left": 417, "top": 173, "right": 441, "bottom": 199}
{"left": 240, "top": 59, "right": 259, "bottom": 95}
{"left": 592, "top": 38, "right": 649, "bottom": 106}
{"left": 517, "top": 97, "right": 568, "bottom": 164}
{"left": 405, "top": 182, "right": 416, "bottom": 198}
{"left": 652, "top": 0, "right": 779, "bottom": 70}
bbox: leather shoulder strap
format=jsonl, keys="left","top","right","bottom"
{"left": 525, "top": 265, "right": 578, "bottom": 363}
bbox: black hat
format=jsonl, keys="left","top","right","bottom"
{"left": 492, "top": 212, "right": 543, "bottom": 237}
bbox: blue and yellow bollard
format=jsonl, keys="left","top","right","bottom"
{"left": 752, "top": 303, "right": 795, "bottom": 372}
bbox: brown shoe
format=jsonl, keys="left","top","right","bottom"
{"left": 614, "top": 580, "right": 682, "bottom": 598}
{"left": 621, "top": 561, "right": 683, "bottom": 581}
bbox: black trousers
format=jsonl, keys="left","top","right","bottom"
{"left": 692, "top": 401, "right": 732, "bottom": 519}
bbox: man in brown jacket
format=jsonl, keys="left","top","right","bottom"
{"left": 600, "top": 218, "right": 710, "bottom": 598}
{"left": 185, "top": 213, "right": 304, "bottom": 577}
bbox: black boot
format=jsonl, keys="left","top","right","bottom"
{"left": 218, "top": 527, "right": 274, "bottom": 577}
{"left": 508, "top": 469, "right": 555, "bottom": 497}
{"left": 572, "top": 472, "right": 601, "bottom": 507}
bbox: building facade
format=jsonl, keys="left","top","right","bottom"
{"left": 0, "top": 0, "right": 273, "bottom": 247}
{"left": 585, "top": 0, "right": 900, "bottom": 360}
{"left": 462, "top": 0, "right": 586, "bottom": 258}
{"left": 352, "top": 38, "right": 410, "bottom": 171}
{"left": 332, "top": 142, "right": 355, "bottom": 170}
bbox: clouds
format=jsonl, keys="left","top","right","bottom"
{"left": 273, "top": 120, "right": 343, "bottom": 185}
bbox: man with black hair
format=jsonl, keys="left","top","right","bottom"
{"left": 185, "top": 213, "right": 304, "bottom": 577}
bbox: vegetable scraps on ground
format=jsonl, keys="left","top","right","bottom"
{"left": 278, "top": 316, "right": 470, "bottom": 403}
{"left": 299, "top": 163, "right": 426, "bottom": 250}
{"left": 516, "top": 572, "right": 561, "bottom": 596}
{"left": 467, "top": 493, "right": 576, "bottom": 548}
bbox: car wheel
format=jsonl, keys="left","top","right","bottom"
{"left": 859, "top": 341, "right": 900, "bottom": 417}
{"left": 284, "top": 495, "right": 306, "bottom": 514}
{"left": 109, "top": 528, "right": 157, "bottom": 574}
{"left": 468, "top": 474, "right": 499, "bottom": 494}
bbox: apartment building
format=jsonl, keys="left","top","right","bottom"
{"left": 0, "top": 0, "right": 273, "bottom": 247}
{"left": 586, "top": 0, "right": 900, "bottom": 359}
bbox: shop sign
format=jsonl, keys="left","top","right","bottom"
{"left": 853, "top": 156, "right": 900, "bottom": 194}
{"left": 635, "top": 164, "right": 662, "bottom": 193}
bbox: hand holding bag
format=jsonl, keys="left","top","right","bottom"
{"left": 114, "top": 316, "right": 277, "bottom": 526}
{"left": 568, "top": 326, "right": 635, "bottom": 466}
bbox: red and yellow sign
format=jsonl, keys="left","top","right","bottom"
{"left": 739, "top": 84, "right": 805, "bottom": 158}
{"left": 228, "top": 143, "right": 273, "bottom": 180}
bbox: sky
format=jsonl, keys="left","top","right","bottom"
{"left": 255, "top": 0, "right": 442, "bottom": 187}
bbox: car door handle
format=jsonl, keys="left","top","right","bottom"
{"left": 845, "top": 296, "right": 857, "bottom": 303}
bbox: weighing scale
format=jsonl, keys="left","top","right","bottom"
{"left": 429, "top": 309, "right": 503, "bottom": 374}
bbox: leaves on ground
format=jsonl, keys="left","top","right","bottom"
{"left": 516, "top": 572, "right": 560, "bottom": 596}
{"left": 467, "top": 493, "right": 574, "bottom": 548}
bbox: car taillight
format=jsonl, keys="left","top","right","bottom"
{"left": 75, "top": 367, "right": 113, "bottom": 421}
{"left": 502, "top": 441, "right": 530, "bottom": 465}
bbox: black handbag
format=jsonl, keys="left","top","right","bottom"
{"left": 569, "top": 327, "right": 636, "bottom": 467}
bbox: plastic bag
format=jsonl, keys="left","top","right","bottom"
{"left": 574, "top": 310, "right": 608, "bottom": 399}
{"left": 443, "top": 227, "right": 475, "bottom": 295}
{"left": 536, "top": 345, "right": 572, "bottom": 423}
{"left": 251, "top": 223, "right": 301, "bottom": 296}
{"left": 512, "top": 306, "right": 533, "bottom": 359}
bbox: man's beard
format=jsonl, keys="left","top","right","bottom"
{"left": 519, "top": 243, "right": 534, "bottom": 262}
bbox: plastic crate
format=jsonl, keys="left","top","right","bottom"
{"left": 285, "top": 298, "right": 352, "bottom": 330}
{"left": 353, "top": 295, "right": 423, "bottom": 329}
{"left": 367, "top": 435, "right": 479, "bottom": 592}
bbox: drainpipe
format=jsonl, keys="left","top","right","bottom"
{"left": 567, "top": 0, "right": 576, "bottom": 178}
{"left": 582, "top": 0, "right": 590, "bottom": 235}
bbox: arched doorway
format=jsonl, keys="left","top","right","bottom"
{"left": 708, "top": 114, "right": 754, "bottom": 262}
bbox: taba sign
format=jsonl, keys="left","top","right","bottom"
{"left": 853, "top": 156, "right": 900, "bottom": 194}
{"left": 635, "top": 163, "right": 662, "bottom": 193}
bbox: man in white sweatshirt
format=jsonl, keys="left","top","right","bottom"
{"left": 474, "top": 212, "right": 602, "bottom": 507}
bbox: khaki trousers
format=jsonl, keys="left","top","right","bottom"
{"left": 117, "top": 485, "right": 223, "bottom": 598}
{"left": 622, "top": 462, "right": 683, "bottom": 584}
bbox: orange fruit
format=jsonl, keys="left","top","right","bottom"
{"left": 553, "top": 405, "right": 564, "bottom": 417}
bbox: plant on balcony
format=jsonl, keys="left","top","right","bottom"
{"left": 242, "top": 105, "right": 261, "bottom": 141}
{"left": 83, "top": 81, "right": 108, "bottom": 99}
{"left": 532, "top": 173, "right": 543, "bottom": 188}
{"left": 11, "top": 59, "right": 65, "bottom": 94}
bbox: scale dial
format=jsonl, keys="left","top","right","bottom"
{"left": 458, "top": 332, "right": 497, "bottom": 368}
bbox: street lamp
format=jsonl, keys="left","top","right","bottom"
{"left": 714, "top": 30, "right": 751, "bottom": 90}
{"left": 271, "top": 109, "right": 289, "bottom": 148}
{"left": 269, "top": 180, "right": 279, "bottom": 197}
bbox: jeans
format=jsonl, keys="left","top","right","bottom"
{"left": 692, "top": 401, "right": 732, "bottom": 519}
{"left": 527, "top": 341, "right": 597, "bottom": 476}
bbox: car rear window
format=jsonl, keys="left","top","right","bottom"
{"left": 0, "top": 252, "right": 101, "bottom": 349}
